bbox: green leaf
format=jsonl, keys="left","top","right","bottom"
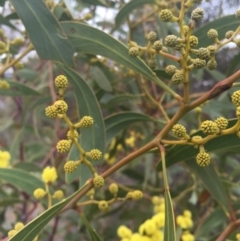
{"left": 90, "top": 66, "right": 113, "bottom": 92}
{"left": 61, "top": 22, "right": 178, "bottom": 97}
{"left": 9, "top": 184, "right": 87, "bottom": 241}
{"left": 157, "top": 119, "right": 240, "bottom": 169}
{"left": 194, "top": 15, "right": 240, "bottom": 48}
{"left": 0, "top": 197, "right": 23, "bottom": 206}
{"left": 0, "top": 14, "right": 17, "bottom": 29}
{"left": 186, "top": 161, "right": 229, "bottom": 215}
{"left": 0, "top": 168, "right": 45, "bottom": 195}
{"left": 80, "top": 213, "right": 103, "bottom": 241}
{"left": 0, "top": 80, "right": 40, "bottom": 96}
{"left": 105, "top": 112, "right": 154, "bottom": 145}
{"left": 164, "top": 189, "right": 176, "bottom": 241}
{"left": 10, "top": 0, "right": 74, "bottom": 66}
{"left": 114, "top": 0, "right": 157, "bottom": 30}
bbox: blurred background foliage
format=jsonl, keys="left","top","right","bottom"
{"left": 0, "top": 0, "right": 240, "bottom": 240}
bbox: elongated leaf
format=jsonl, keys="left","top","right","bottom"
{"left": 10, "top": 0, "right": 74, "bottom": 66}
{"left": 194, "top": 15, "right": 240, "bottom": 47}
{"left": 10, "top": 184, "right": 87, "bottom": 241}
{"left": 157, "top": 119, "right": 240, "bottom": 169}
{"left": 105, "top": 112, "right": 154, "bottom": 145}
{"left": 0, "top": 168, "right": 44, "bottom": 195}
{"left": 90, "top": 66, "right": 112, "bottom": 92}
{"left": 114, "top": 0, "right": 157, "bottom": 30}
{"left": 0, "top": 14, "right": 17, "bottom": 29}
{"left": 61, "top": 22, "right": 177, "bottom": 97}
{"left": 80, "top": 213, "right": 103, "bottom": 241}
{"left": 0, "top": 80, "right": 40, "bottom": 96}
{"left": 164, "top": 189, "right": 176, "bottom": 241}
{"left": 0, "top": 197, "right": 23, "bottom": 206}
{"left": 186, "top": 161, "right": 229, "bottom": 215}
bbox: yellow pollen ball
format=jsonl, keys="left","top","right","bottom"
{"left": 41, "top": 166, "right": 57, "bottom": 183}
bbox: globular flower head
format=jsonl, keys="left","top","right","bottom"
{"left": 0, "top": 150, "right": 11, "bottom": 168}
{"left": 117, "top": 225, "right": 132, "bottom": 238}
{"left": 153, "top": 40, "right": 163, "bottom": 51}
{"left": 67, "top": 129, "right": 79, "bottom": 140}
{"left": 129, "top": 47, "right": 139, "bottom": 57}
{"left": 151, "top": 196, "right": 164, "bottom": 205}
{"left": 109, "top": 183, "right": 119, "bottom": 195}
{"left": 236, "top": 9, "right": 240, "bottom": 20}
{"left": 207, "top": 59, "right": 217, "bottom": 70}
{"left": 165, "top": 35, "right": 178, "bottom": 47}
{"left": 165, "top": 65, "right": 177, "bottom": 76}
{"left": 197, "top": 48, "right": 210, "bottom": 60}
{"left": 55, "top": 75, "right": 68, "bottom": 88}
{"left": 86, "top": 149, "right": 102, "bottom": 160}
{"left": 53, "top": 100, "right": 68, "bottom": 114}
{"left": 200, "top": 120, "right": 219, "bottom": 135}
{"left": 64, "top": 161, "right": 78, "bottom": 173}
{"left": 11, "top": 37, "right": 24, "bottom": 46}
{"left": 183, "top": 25, "right": 189, "bottom": 35}
{"left": 132, "top": 190, "right": 143, "bottom": 200}
{"left": 225, "top": 30, "right": 234, "bottom": 39}
{"left": 147, "top": 31, "right": 157, "bottom": 41}
{"left": 231, "top": 90, "right": 240, "bottom": 106}
{"left": 172, "top": 72, "right": 184, "bottom": 85}
{"left": 42, "top": 166, "right": 57, "bottom": 183}
{"left": 207, "top": 45, "right": 216, "bottom": 56}
{"left": 0, "top": 80, "right": 10, "bottom": 89}
{"left": 193, "top": 58, "right": 206, "bottom": 69}
{"left": 56, "top": 139, "right": 71, "bottom": 153}
{"left": 172, "top": 124, "right": 187, "bottom": 139}
{"left": 142, "top": 219, "right": 157, "bottom": 236}
{"left": 98, "top": 200, "right": 109, "bottom": 211}
{"left": 52, "top": 190, "right": 64, "bottom": 199}
{"left": 196, "top": 152, "right": 211, "bottom": 166}
{"left": 191, "top": 7, "right": 204, "bottom": 22}
{"left": 207, "top": 29, "right": 218, "bottom": 40}
{"left": 45, "top": 105, "right": 58, "bottom": 118}
{"left": 93, "top": 175, "right": 104, "bottom": 188}
{"left": 8, "top": 230, "right": 17, "bottom": 238}
{"left": 214, "top": 117, "right": 228, "bottom": 130}
{"left": 181, "top": 231, "right": 195, "bottom": 241}
{"left": 189, "top": 35, "right": 198, "bottom": 48}
{"left": 159, "top": 9, "right": 174, "bottom": 22}
{"left": 76, "top": 116, "right": 94, "bottom": 128}
{"left": 235, "top": 39, "right": 240, "bottom": 48}
{"left": 14, "top": 222, "right": 24, "bottom": 231}
{"left": 148, "top": 59, "right": 157, "bottom": 70}
{"left": 33, "top": 188, "right": 47, "bottom": 199}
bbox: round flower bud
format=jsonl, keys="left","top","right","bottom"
{"left": 232, "top": 90, "right": 240, "bottom": 106}
{"left": 86, "top": 188, "right": 95, "bottom": 197}
{"left": 165, "top": 65, "right": 177, "bottom": 76}
{"left": 52, "top": 190, "right": 64, "bottom": 199}
{"left": 45, "top": 105, "right": 58, "bottom": 118}
{"left": 93, "top": 175, "right": 104, "bottom": 188}
{"left": 197, "top": 48, "right": 210, "bottom": 60}
{"left": 235, "top": 39, "right": 240, "bottom": 48}
{"left": 207, "top": 59, "right": 217, "bottom": 70}
{"left": 55, "top": 75, "right": 68, "bottom": 88}
{"left": 148, "top": 59, "right": 157, "bottom": 69}
{"left": 117, "top": 225, "right": 132, "bottom": 238}
{"left": 11, "top": 37, "right": 24, "bottom": 46}
{"left": 200, "top": 120, "right": 219, "bottom": 135}
{"left": 14, "top": 62, "right": 24, "bottom": 69}
{"left": 165, "top": 35, "right": 178, "bottom": 47}
{"left": 86, "top": 149, "right": 102, "bottom": 160}
{"left": 225, "top": 30, "right": 234, "bottom": 39}
{"left": 207, "top": 45, "right": 216, "bottom": 56}
{"left": 53, "top": 100, "right": 68, "bottom": 114}
{"left": 109, "top": 183, "right": 119, "bottom": 195}
{"left": 183, "top": 25, "right": 189, "bottom": 35}
{"left": 132, "top": 190, "right": 143, "bottom": 200}
{"left": 236, "top": 106, "right": 240, "bottom": 117}
{"left": 76, "top": 116, "right": 94, "bottom": 128}
{"left": 126, "top": 191, "right": 134, "bottom": 199}
{"left": 236, "top": 9, "right": 240, "bottom": 20}
{"left": 207, "top": 29, "right": 218, "bottom": 40}
{"left": 151, "top": 196, "right": 164, "bottom": 205}
{"left": 56, "top": 139, "right": 71, "bottom": 153}
{"left": 193, "top": 58, "right": 206, "bottom": 69}
{"left": 67, "top": 130, "right": 79, "bottom": 139}
{"left": 153, "top": 40, "right": 163, "bottom": 51}
{"left": 161, "top": 46, "right": 168, "bottom": 52}
{"left": 129, "top": 47, "right": 139, "bottom": 57}
{"left": 98, "top": 200, "right": 109, "bottom": 211}
{"left": 174, "top": 43, "right": 185, "bottom": 51}
{"left": 33, "top": 188, "right": 46, "bottom": 199}
{"left": 0, "top": 80, "right": 10, "bottom": 89}
{"left": 196, "top": 152, "right": 211, "bottom": 166}
{"left": 172, "top": 124, "right": 187, "bottom": 139}
{"left": 14, "top": 222, "right": 24, "bottom": 231}
{"left": 159, "top": 9, "right": 173, "bottom": 22}
{"left": 189, "top": 36, "right": 198, "bottom": 48}
{"left": 147, "top": 31, "right": 157, "bottom": 41}
{"left": 191, "top": 8, "right": 204, "bottom": 22}
{"left": 214, "top": 117, "right": 228, "bottom": 130}
{"left": 64, "top": 161, "right": 78, "bottom": 173}
{"left": 8, "top": 230, "right": 17, "bottom": 238}
{"left": 172, "top": 72, "right": 184, "bottom": 85}
{"left": 42, "top": 166, "right": 57, "bottom": 183}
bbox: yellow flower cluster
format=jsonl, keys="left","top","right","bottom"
{"left": 176, "top": 210, "right": 193, "bottom": 229}
{"left": 0, "top": 150, "right": 11, "bottom": 168}
{"left": 41, "top": 166, "right": 58, "bottom": 183}
{"left": 125, "top": 131, "right": 144, "bottom": 148}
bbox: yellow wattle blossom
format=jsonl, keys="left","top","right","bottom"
{"left": 117, "top": 225, "right": 132, "bottom": 239}
{"left": 181, "top": 231, "right": 195, "bottom": 241}
{"left": 125, "top": 136, "right": 136, "bottom": 148}
{"left": 236, "top": 233, "right": 240, "bottom": 241}
{"left": 0, "top": 150, "right": 11, "bottom": 167}
{"left": 153, "top": 203, "right": 165, "bottom": 213}
{"left": 176, "top": 210, "right": 193, "bottom": 229}
{"left": 152, "top": 212, "right": 165, "bottom": 228}
{"left": 41, "top": 166, "right": 57, "bottom": 183}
